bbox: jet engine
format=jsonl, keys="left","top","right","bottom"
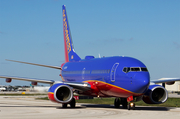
{"left": 166, "top": 81, "right": 175, "bottom": 85}
{"left": 48, "top": 83, "right": 73, "bottom": 103}
{"left": 6, "top": 78, "right": 12, "bottom": 83}
{"left": 142, "top": 85, "right": 168, "bottom": 104}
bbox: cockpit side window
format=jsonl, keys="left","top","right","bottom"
{"left": 123, "top": 67, "right": 148, "bottom": 73}
{"left": 141, "top": 67, "right": 148, "bottom": 71}
{"left": 131, "top": 67, "right": 140, "bottom": 71}
{"left": 123, "top": 67, "right": 130, "bottom": 73}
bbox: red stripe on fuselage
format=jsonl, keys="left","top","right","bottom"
{"left": 84, "top": 80, "right": 143, "bottom": 98}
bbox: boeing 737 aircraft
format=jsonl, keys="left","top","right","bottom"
{"left": 0, "top": 5, "right": 180, "bottom": 110}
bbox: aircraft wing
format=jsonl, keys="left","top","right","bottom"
{"left": 0, "top": 75, "right": 55, "bottom": 84}
{"left": 0, "top": 76, "right": 91, "bottom": 91}
{"left": 151, "top": 78, "right": 180, "bottom": 84}
{"left": 5, "top": 59, "right": 62, "bottom": 70}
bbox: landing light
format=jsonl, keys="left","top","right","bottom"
{"left": 130, "top": 102, "right": 134, "bottom": 106}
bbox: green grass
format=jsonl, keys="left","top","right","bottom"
{"left": 135, "top": 98, "right": 180, "bottom": 107}
{"left": 36, "top": 97, "right": 49, "bottom": 100}
{"left": 0, "top": 93, "right": 46, "bottom": 96}
{"left": 37, "top": 97, "right": 180, "bottom": 107}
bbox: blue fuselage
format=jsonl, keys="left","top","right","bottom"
{"left": 61, "top": 56, "right": 150, "bottom": 96}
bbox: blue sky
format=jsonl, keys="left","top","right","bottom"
{"left": 0, "top": 0, "right": 180, "bottom": 86}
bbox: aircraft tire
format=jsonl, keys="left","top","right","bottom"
{"left": 127, "top": 104, "right": 130, "bottom": 110}
{"left": 114, "top": 97, "right": 120, "bottom": 108}
{"left": 62, "top": 103, "right": 67, "bottom": 108}
{"left": 121, "top": 98, "right": 127, "bottom": 109}
{"left": 70, "top": 98, "right": 76, "bottom": 108}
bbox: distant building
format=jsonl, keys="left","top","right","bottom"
{"left": 165, "top": 81, "right": 180, "bottom": 92}
{"left": 33, "top": 86, "right": 50, "bottom": 92}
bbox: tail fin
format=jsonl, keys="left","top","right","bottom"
{"left": 62, "top": 5, "right": 81, "bottom": 62}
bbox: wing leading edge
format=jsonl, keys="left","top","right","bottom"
{"left": 0, "top": 75, "right": 55, "bottom": 84}
{"left": 0, "top": 75, "right": 91, "bottom": 91}
{"left": 6, "top": 59, "right": 62, "bottom": 70}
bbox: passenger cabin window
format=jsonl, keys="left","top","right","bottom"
{"left": 123, "top": 67, "right": 148, "bottom": 73}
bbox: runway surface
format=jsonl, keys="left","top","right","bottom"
{"left": 0, "top": 96, "right": 180, "bottom": 119}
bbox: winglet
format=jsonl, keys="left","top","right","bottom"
{"left": 62, "top": 5, "right": 81, "bottom": 62}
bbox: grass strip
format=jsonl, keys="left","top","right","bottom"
{"left": 0, "top": 93, "right": 46, "bottom": 96}
{"left": 36, "top": 97, "right": 180, "bottom": 107}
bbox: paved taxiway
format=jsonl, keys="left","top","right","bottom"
{"left": 0, "top": 96, "right": 180, "bottom": 119}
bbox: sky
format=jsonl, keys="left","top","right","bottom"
{"left": 0, "top": 0, "right": 180, "bottom": 86}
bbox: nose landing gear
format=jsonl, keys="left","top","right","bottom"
{"left": 127, "top": 102, "right": 135, "bottom": 110}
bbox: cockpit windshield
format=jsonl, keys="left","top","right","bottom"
{"left": 123, "top": 67, "right": 148, "bottom": 73}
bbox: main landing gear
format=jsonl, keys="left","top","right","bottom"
{"left": 114, "top": 97, "right": 135, "bottom": 110}
{"left": 62, "top": 98, "right": 76, "bottom": 108}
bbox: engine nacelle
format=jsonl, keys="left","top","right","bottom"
{"left": 31, "top": 82, "right": 37, "bottom": 86}
{"left": 142, "top": 85, "right": 168, "bottom": 104}
{"left": 48, "top": 83, "right": 73, "bottom": 103}
{"left": 166, "top": 81, "right": 175, "bottom": 85}
{"left": 6, "top": 78, "right": 12, "bottom": 83}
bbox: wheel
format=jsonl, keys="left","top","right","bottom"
{"left": 70, "top": 98, "right": 76, "bottom": 108}
{"left": 121, "top": 98, "right": 127, "bottom": 109}
{"left": 127, "top": 103, "right": 131, "bottom": 110}
{"left": 114, "top": 97, "right": 120, "bottom": 108}
{"left": 62, "top": 103, "right": 67, "bottom": 108}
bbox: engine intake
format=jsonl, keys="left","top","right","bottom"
{"left": 48, "top": 83, "right": 73, "bottom": 103}
{"left": 142, "top": 85, "right": 168, "bottom": 104}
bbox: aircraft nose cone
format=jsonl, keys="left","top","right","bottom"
{"left": 134, "top": 73, "right": 150, "bottom": 93}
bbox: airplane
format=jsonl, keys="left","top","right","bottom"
{"left": 0, "top": 5, "right": 180, "bottom": 110}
